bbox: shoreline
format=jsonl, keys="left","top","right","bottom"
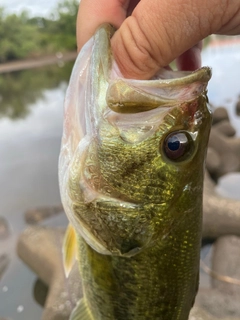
{"left": 0, "top": 51, "right": 77, "bottom": 74}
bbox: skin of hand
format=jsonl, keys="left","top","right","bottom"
{"left": 77, "top": 0, "right": 240, "bottom": 79}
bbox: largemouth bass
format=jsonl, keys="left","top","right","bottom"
{"left": 59, "top": 25, "right": 212, "bottom": 320}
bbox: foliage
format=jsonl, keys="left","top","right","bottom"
{"left": 0, "top": 0, "right": 78, "bottom": 62}
{"left": 0, "top": 61, "right": 74, "bottom": 119}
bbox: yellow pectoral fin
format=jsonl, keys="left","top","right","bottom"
{"left": 63, "top": 224, "right": 77, "bottom": 277}
{"left": 70, "top": 299, "right": 93, "bottom": 320}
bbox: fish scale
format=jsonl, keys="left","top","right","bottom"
{"left": 77, "top": 215, "right": 199, "bottom": 320}
{"left": 59, "top": 25, "right": 212, "bottom": 319}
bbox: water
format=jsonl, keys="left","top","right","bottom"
{"left": 0, "top": 41, "right": 240, "bottom": 319}
{"left": 0, "top": 62, "right": 73, "bottom": 319}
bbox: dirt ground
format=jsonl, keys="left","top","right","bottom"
{"left": 0, "top": 51, "right": 77, "bottom": 74}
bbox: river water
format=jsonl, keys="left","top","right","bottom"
{"left": 0, "top": 43, "right": 240, "bottom": 319}
{"left": 0, "top": 62, "right": 72, "bottom": 319}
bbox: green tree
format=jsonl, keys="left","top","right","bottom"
{"left": 45, "top": 0, "right": 78, "bottom": 51}
{"left": 0, "top": 61, "right": 73, "bottom": 119}
{"left": 0, "top": 0, "right": 78, "bottom": 62}
{"left": 0, "top": 10, "right": 40, "bottom": 62}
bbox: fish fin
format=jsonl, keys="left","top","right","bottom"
{"left": 70, "top": 299, "right": 93, "bottom": 320}
{"left": 62, "top": 224, "right": 77, "bottom": 277}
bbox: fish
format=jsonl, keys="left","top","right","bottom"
{"left": 59, "top": 24, "right": 212, "bottom": 320}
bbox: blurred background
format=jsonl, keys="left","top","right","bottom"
{"left": 0, "top": 1, "right": 78, "bottom": 319}
{"left": 0, "top": 1, "right": 240, "bottom": 319}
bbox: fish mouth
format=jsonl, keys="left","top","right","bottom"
{"left": 107, "top": 66, "right": 211, "bottom": 114}
{"left": 93, "top": 25, "right": 212, "bottom": 114}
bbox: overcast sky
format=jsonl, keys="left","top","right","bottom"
{"left": 0, "top": 0, "right": 67, "bottom": 17}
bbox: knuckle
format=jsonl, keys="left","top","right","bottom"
{"left": 113, "top": 16, "right": 162, "bottom": 78}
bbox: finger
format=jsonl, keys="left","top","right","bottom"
{"left": 111, "top": 0, "right": 233, "bottom": 79}
{"left": 77, "top": 0, "right": 130, "bottom": 51}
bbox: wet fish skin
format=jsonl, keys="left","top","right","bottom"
{"left": 59, "top": 25, "right": 212, "bottom": 320}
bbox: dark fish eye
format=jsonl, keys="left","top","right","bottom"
{"left": 163, "top": 132, "right": 192, "bottom": 161}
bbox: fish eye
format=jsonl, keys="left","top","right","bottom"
{"left": 163, "top": 131, "right": 193, "bottom": 161}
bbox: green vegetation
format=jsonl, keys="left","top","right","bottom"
{"left": 0, "top": 61, "right": 74, "bottom": 119}
{"left": 0, "top": 0, "right": 78, "bottom": 62}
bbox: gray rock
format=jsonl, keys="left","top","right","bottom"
{"left": 25, "top": 205, "right": 64, "bottom": 224}
{"left": 0, "top": 217, "right": 10, "bottom": 240}
{"left": 189, "top": 305, "right": 239, "bottom": 320}
{"left": 235, "top": 99, "right": 240, "bottom": 116}
{"left": 195, "top": 288, "right": 240, "bottom": 319}
{"left": 0, "top": 253, "right": 10, "bottom": 280}
{"left": 17, "top": 226, "right": 82, "bottom": 320}
{"left": 207, "top": 106, "right": 240, "bottom": 179}
{"left": 203, "top": 172, "right": 240, "bottom": 238}
{"left": 208, "top": 127, "right": 240, "bottom": 178}
{"left": 33, "top": 278, "right": 48, "bottom": 307}
{"left": 213, "top": 120, "right": 236, "bottom": 137}
{"left": 206, "top": 147, "right": 221, "bottom": 176}
{"left": 212, "top": 235, "right": 240, "bottom": 296}
{"left": 212, "top": 107, "right": 229, "bottom": 125}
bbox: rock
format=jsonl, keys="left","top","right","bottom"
{"left": 189, "top": 305, "right": 239, "bottom": 320}
{"left": 195, "top": 288, "right": 240, "bottom": 319}
{"left": 213, "top": 120, "right": 236, "bottom": 137}
{"left": 0, "top": 253, "right": 10, "bottom": 280}
{"left": 206, "top": 147, "right": 221, "bottom": 177}
{"left": 235, "top": 99, "right": 240, "bottom": 116}
{"left": 212, "top": 107, "right": 229, "bottom": 125}
{"left": 203, "top": 172, "right": 240, "bottom": 238}
{"left": 208, "top": 127, "right": 240, "bottom": 179}
{"left": 17, "top": 226, "right": 82, "bottom": 320}
{"left": 0, "top": 217, "right": 10, "bottom": 240}
{"left": 33, "top": 278, "right": 49, "bottom": 307}
{"left": 211, "top": 236, "right": 240, "bottom": 296}
{"left": 207, "top": 106, "right": 240, "bottom": 179}
{"left": 24, "top": 205, "right": 64, "bottom": 224}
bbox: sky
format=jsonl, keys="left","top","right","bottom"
{"left": 0, "top": 0, "right": 67, "bottom": 17}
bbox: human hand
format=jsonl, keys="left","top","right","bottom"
{"left": 77, "top": 0, "right": 240, "bottom": 79}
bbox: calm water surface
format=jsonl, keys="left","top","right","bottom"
{"left": 0, "top": 45, "right": 240, "bottom": 319}
{"left": 0, "top": 62, "right": 72, "bottom": 319}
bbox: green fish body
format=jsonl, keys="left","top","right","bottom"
{"left": 59, "top": 25, "right": 212, "bottom": 320}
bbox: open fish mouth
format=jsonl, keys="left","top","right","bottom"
{"left": 105, "top": 25, "right": 210, "bottom": 114}
{"left": 107, "top": 66, "right": 211, "bottom": 114}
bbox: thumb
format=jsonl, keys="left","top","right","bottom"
{"left": 111, "top": 0, "right": 227, "bottom": 79}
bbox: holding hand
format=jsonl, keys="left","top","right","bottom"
{"left": 77, "top": 0, "right": 240, "bottom": 79}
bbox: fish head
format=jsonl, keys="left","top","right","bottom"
{"left": 59, "top": 25, "right": 212, "bottom": 257}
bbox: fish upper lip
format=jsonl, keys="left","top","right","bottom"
{"left": 107, "top": 67, "right": 212, "bottom": 114}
